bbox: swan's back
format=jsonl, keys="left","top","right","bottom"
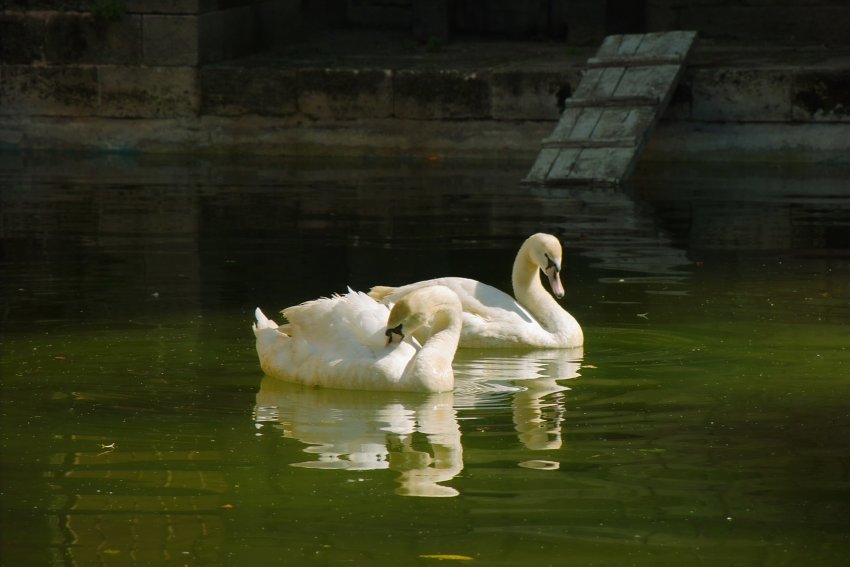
{"left": 283, "top": 290, "right": 389, "bottom": 354}
{"left": 254, "top": 286, "right": 463, "bottom": 392}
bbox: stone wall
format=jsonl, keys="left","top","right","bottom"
{"left": 0, "top": 0, "right": 296, "bottom": 128}
{"left": 1, "top": 1, "right": 849, "bottom": 158}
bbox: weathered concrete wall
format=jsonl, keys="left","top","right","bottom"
{"left": 0, "top": 0, "right": 297, "bottom": 125}
{"left": 200, "top": 66, "right": 574, "bottom": 122}
{"left": 665, "top": 47, "right": 850, "bottom": 124}
{"left": 1, "top": 1, "right": 849, "bottom": 159}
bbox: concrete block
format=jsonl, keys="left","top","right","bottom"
{"left": 0, "top": 65, "right": 98, "bottom": 116}
{"left": 0, "top": 13, "right": 45, "bottom": 64}
{"left": 99, "top": 66, "right": 199, "bottom": 117}
{"left": 691, "top": 68, "right": 792, "bottom": 122}
{"left": 143, "top": 14, "right": 200, "bottom": 65}
{"left": 792, "top": 71, "right": 850, "bottom": 122}
{"left": 44, "top": 13, "right": 142, "bottom": 65}
{"left": 393, "top": 70, "right": 491, "bottom": 120}
{"left": 491, "top": 70, "right": 571, "bottom": 120}
{"left": 298, "top": 68, "right": 393, "bottom": 120}
{"left": 200, "top": 66, "right": 297, "bottom": 116}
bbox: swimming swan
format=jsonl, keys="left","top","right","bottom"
{"left": 253, "top": 286, "right": 463, "bottom": 393}
{"left": 369, "top": 233, "right": 583, "bottom": 349}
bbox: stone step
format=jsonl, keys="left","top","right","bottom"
{"left": 198, "top": 38, "right": 850, "bottom": 125}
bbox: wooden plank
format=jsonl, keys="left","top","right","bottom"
{"left": 545, "top": 107, "right": 583, "bottom": 141}
{"left": 568, "top": 107, "right": 604, "bottom": 140}
{"left": 573, "top": 66, "right": 626, "bottom": 100}
{"left": 591, "top": 107, "right": 654, "bottom": 141}
{"left": 542, "top": 137, "right": 637, "bottom": 149}
{"left": 614, "top": 65, "right": 680, "bottom": 99}
{"left": 525, "top": 30, "right": 697, "bottom": 186}
{"left": 587, "top": 55, "right": 685, "bottom": 68}
{"left": 545, "top": 107, "right": 602, "bottom": 144}
{"left": 616, "top": 34, "right": 644, "bottom": 56}
{"left": 595, "top": 35, "right": 627, "bottom": 59}
{"left": 524, "top": 148, "right": 560, "bottom": 183}
{"left": 634, "top": 30, "right": 697, "bottom": 59}
{"left": 567, "top": 95, "right": 658, "bottom": 108}
{"left": 546, "top": 106, "right": 654, "bottom": 146}
{"left": 547, "top": 148, "right": 582, "bottom": 180}
{"left": 566, "top": 147, "right": 635, "bottom": 184}
{"left": 595, "top": 31, "right": 695, "bottom": 60}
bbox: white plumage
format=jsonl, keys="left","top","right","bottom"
{"left": 253, "top": 286, "right": 463, "bottom": 393}
{"left": 369, "top": 233, "right": 583, "bottom": 349}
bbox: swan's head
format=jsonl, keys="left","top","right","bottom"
{"left": 386, "top": 285, "right": 461, "bottom": 345}
{"left": 526, "top": 233, "right": 565, "bottom": 299}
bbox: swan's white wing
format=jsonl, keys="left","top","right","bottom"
{"left": 261, "top": 292, "right": 416, "bottom": 389}
{"left": 380, "top": 277, "right": 535, "bottom": 324}
{"left": 337, "top": 289, "right": 394, "bottom": 352}
{"left": 457, "top": 280, "right": 536, "bottom": 324}
{"left": 255, "top": 284, "right": 463, "bottom": 391}
{"left": 282, "top": 290, "right": 388, "bottom": 356}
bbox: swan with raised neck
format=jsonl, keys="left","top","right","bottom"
{"left": 369, "top": 233, "right": 583, "bottom": 349}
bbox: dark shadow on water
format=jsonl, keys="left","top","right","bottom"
{"left": 6, "top": 153, "right": 846, "bottom": 323}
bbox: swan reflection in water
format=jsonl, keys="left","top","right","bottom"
{"left": 254, "top": 378, "right": 463, "bottom": 497}
{"left": 253, "top": 346, "right": 583, "bottom": 496}
{"left": 454, "top": 346, "right": 583, "bottom": 453}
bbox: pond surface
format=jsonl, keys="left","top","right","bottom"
{"left": 1, "top": 153, "right": 849, "bottom": 565}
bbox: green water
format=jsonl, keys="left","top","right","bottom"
{"left": 1, "top": 154, "right": 848, "bottom": 566}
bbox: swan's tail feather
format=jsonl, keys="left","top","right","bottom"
{"left": 368, "top": 285, "right": 396, "bottom": 301}
{"left": 253, "top": 307, "right": 279, "bottom": 335}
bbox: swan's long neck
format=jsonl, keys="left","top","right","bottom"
{"left": 404, "top": 308, "right": 462, "bottom": 392}
{"left": 511, "top": 246, "right": 576, "bottom": 337}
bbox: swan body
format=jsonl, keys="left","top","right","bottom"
{"left": 253, "top": 286, "right": 463, "bottom": 393}
{"left": 369, "top": 233, "right": 583, "bottom": 349}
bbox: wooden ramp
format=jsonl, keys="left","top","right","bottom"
{"left": 525, "top": 30, "right": 697, "bottom": 187}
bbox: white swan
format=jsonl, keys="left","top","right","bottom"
{"left": 252, "top": 285, "right": 463, "bottom": 393}
{"left": 369, "top": 233, "right": 583, "bottom": 349}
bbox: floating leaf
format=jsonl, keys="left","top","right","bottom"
{"left": 419, "top": 554, "right": 473, "bottom": 561}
